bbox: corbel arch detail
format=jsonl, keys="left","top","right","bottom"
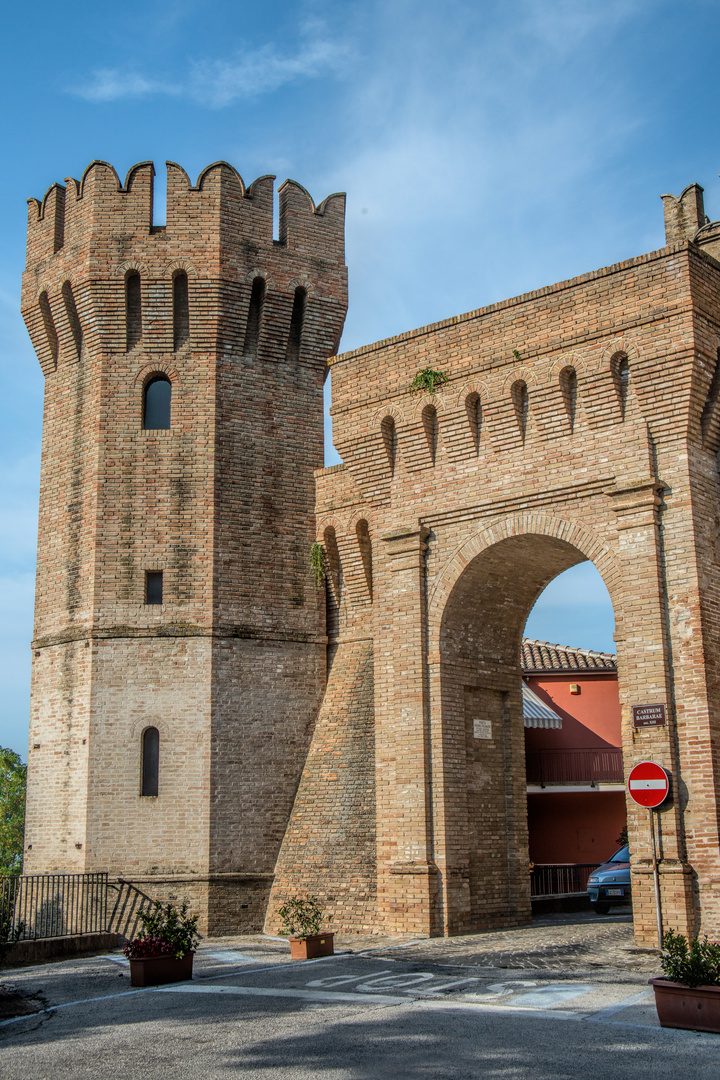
{"left": 115, "top": 260, "right": 149, "bottom": 278}
{"left": 163, "top": 260, "right": 199, "bottom": 280}
{"left": 601, "top": 338, "right": 640, "bottom": 366}
{"left": 244, "top": 267, "right": 278, "bottom": 291}
{"left": 287, "top": 277, "right": 316, "bottom": 298}
{"left": 454, "top": 380, "right": 490, "bottom": 408}
{"left": 373, "top": 403, "right": 406, "bottom": 425}
{"left": 548, "top": 352, "right": 587, "bottom": 379}
{"left": 501, "top": 366, "right": 538, "bottom": 393}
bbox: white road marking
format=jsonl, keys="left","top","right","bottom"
{"left": 306, "top": 970, "right": 396, "bottom": 987}
{"left": 102, "top": 955, "right": 129, "bottom": 966}
{"left": 156, "top": 984, "right": 407, "bottom": 1006}
{"left": 506, "top": 985, "right": 594, "bottom": 1008}
{"left": 583, "top": 989, "right": 654, "bottom": 1022}
{"left": 202, "top": 951, "right": 257, "bottom": 964}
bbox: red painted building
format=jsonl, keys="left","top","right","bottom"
{"left": 522, "top": 640, "right": 625, "bottom": 875}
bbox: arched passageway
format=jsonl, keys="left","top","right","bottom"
{"left": 434, "top": 533, "right": 597, "bottom": 933}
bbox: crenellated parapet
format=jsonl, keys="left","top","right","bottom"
{"left": 22, "top": 159, "right": 347, "bottom": 373}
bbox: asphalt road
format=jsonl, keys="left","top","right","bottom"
{"left": 1, "top": 935, "right": 719, "bottom": 1079}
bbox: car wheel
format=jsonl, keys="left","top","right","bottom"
{"left": 593, "top": 903, "right": 611, "bottom": 915}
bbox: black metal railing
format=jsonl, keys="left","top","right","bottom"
{"left": 530, "top": 863, "right": 598, "bottom": 898}
{"left": 0, "top": 873, "right": 109, "bottom": 940}
{"left": 526, "top": 748, "right": 623, "bottom": 785}
{"left": 107, "top": 879, "right": 158, "bottom": 942}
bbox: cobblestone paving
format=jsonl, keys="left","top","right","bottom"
{"left": 337, "top": 912, "right": 660, "bottom": 981}
{"left": 208, "top": 911, "right": 660, "bottom": 984}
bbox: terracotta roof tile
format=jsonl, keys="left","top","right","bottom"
{"left": 521, "top": 638, "right": 617, "bottom": 674}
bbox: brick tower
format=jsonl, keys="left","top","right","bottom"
{"left": 21, "top": 160, "right": 347, "bottom": 932}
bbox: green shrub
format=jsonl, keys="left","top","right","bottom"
{"left": 660, "top": 928, "right": 720, "bottom": 988}
{"left": 0, "top": 748, "right": 26, "bottom": 876}
{"left": 132, "top": 901, "right": 201, "bottom": 960}
{"left": 277, "top": 896, "right": 328, "bottom": 940}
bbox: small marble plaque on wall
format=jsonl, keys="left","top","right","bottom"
{"left": 473, "top": 718, "right": 492, "bottom": 740}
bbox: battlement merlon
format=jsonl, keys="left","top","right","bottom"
{"left": 25, "top": 160, "right": 346, "bottom": 268}
{"left": 662, "top": 183, "right": 708, "bottom": 245}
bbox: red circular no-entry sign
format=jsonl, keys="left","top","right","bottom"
{"left": 627, "top": 761, "right": 670, "bottom": 808}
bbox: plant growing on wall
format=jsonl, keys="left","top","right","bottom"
{"left": 409, "top": 368, "right": 448, "bottom": 396}
{"left": 310, "top": 542, "right": 325, "bottom": 587}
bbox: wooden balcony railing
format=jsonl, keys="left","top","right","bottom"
{"left": 526, "top": 747, "right": 623, "bottom": 786}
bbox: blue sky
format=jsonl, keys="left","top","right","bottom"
{"left": 2, "top": 0, "right": 719, "bottom": 755}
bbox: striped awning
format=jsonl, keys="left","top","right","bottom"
{"left": 523, "top": 683, "right": 563, "bottom": 729}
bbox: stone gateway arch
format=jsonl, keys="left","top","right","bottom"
{"left": 21, "top": 163, "right": 720, "bottom": 945}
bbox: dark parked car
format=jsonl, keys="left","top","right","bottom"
{"left": 586, "top": 844, "right": 631, "bottom": 914}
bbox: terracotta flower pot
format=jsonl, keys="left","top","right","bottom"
{"left": 129, "top": 951, "right": 194, "bottom": 987}
{"left": 649, "top": 977, "right": 720, "bottom": 1033}
{"left": 289, "top": 934, "right": 334, "bottom": 960}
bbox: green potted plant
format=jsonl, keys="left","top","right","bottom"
{"left": 649, "top": 928, "right": 720, "bottom": 1032}
{"left": 277, "top": 895, "right": 333, "bottom": 960}
{"left": 123, "top": 901, "right": 201, "bottom": 987}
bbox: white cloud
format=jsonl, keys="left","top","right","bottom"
{"left": 73, "top": 36, "right": 347, "bottom": 107}
{"left": 73, "top": 69, "right": 181, "bottom": 103}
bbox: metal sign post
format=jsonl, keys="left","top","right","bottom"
{"left": 627, "top": 761, "right": 670, "bottom": 949}
{"left": 649, "top": 807, "right": 663, "bottom": 947}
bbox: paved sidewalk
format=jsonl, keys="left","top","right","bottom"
{"left": 1, "top": 912, "right": 713, "bottom": 1080}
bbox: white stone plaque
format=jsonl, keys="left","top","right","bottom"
{"left": 473, "top": 719, "right": 492, "bottom": 740}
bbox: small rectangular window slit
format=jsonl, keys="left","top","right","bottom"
{"left": 146, "top": 571, "right": 163, "bottom": 605}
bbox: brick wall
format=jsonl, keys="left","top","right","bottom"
{"left": 22, "top": 160, "right": 347, "bottom": 932}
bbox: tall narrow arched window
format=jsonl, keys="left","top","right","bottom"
{"left": 559, "top": 367, "right": 578, "bottom": 433}
{"left": 61, "top": 281, "right": 83, "bottom": 360}
{"left": 173, "top": 272, "right": 189, "bottom": 351}
{"left": 141, "top": 727, "right": 159, "bottom": 797}
{"left": 701, "top": 348, "right": 720, "bottom": 443}
{"left": 512, "top": 380, "right": 529, "bottom": 442}
{"left": 143, "top": 375, "right": 171, "bottom": 430}
{"left": 356, "top": 519, "right": 373, "bottom": 602}
{"left": 243, "top": 276, "right": 266, "bottom": 358}
{"left": 286, "top": 286, "right": 306, "bottom": 362}
{"left": 422, "top": 404, "right": 438, "bottom": 464}
{"left": 465, "top": 392, "right": 481, "bottom": 454}
{"left": 611, "top": 352, "right": 630, "bottom": 420}
{"left": 38, "top": 291, "right": 58, "bottom": 368}
{"left": 381, "top": 415, "right": 397, "bottom": 475}
{"left": 126, "top": 271, "right": 142, "bottom": 351}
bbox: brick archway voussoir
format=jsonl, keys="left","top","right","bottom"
{"left": 427, "top": 512, "right": 621, "bottom": 653}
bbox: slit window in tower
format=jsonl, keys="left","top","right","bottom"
{"left": 141, "top": 727, "right": 159, "bottom": 797}
{"left": 126, "top": 272, "right": 142, "bottom": 351}
{"left": 61, "top": 281, "right": 83, "bottom": 360}
{"left": 143, "top": 376, "right": 171, "bottom": 430}
{"left": 38, "top": 291, "right": 59, "bottom": 367}
{"left": 173, "top": 271, "right": 189, "bottom": 351}
{"left": 146, "top": 570, "right": 163, "bottom": 605}
{"left": 286, "top": 286, "right": 307, "bottom": 361}
{"left": 243, "top": 276, "right": 266, "bottom": 358}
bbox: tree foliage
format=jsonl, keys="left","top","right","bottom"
{"left": 0, "top": 748, "right": 26, "bottom": 877}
